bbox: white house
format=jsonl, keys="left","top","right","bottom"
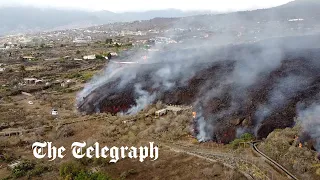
{"left": 51, "top": 109, "right": 58, "bottom": 116}
{"left": 22, "top": 56, "right": 35, "bottom": 61}
{"left": 155, "top": 109, "right": 167, "bottom": 117}
{"left": 83, "top": 55, "right": 96, "bottom": 60}
{"left": 23, "top": 78, "right": 44, "bottom": 85}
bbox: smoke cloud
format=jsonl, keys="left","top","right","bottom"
{"left": 297, "top": 102, "right": 320, "bottom": 152}
{"left": 77, "top": 33, "right": 320, "bottom": 143}
{"left": 77, "top": 6, "right": 320, "bottom": 142}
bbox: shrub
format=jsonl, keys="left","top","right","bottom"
{"left": 65, "top": 72, "right": 82, "bottom": 79}
{"left": 120, "top": 169, "right": 137, "bottom": 179}
{"left": 93, "top": 158, "right": 109, "bottom": 167}
{"left": 60, "top": 161, "right": 111, "bottom": 180}
{"left": 145, "top": 117, "right": 153, "bottom": 125}
{"left": 57, "top": 126, "right": 75, "bottom": 138}
{"left": 28, "top": 164, "right": 50, "bottom": 177}
{"left": 174, "top": 114, "right": 190, "bottom": 124}
{"left": 95, "top": 54, "right": 105, "bottom": 60}
{"left": 81, "top": 72, "right": 94, "bottom": 82}
{"left": 230, "top": 133, "right": 255, "bottom": 149}
{"left": 59, "top": 161, "right": 84, "bottom": 178}
{"left": 77, "top": 156, "right": 93, "bottom": 166}
{"left": 230, "top": 139, "right": 244, "bottom": 149}
{"left": 75, "top": 171, "right": 111, "bottom": 180}
{"left": 230, "top": 133, "right": 254, "bottom": 149}
{"left": 147, "top": 108, "right": 157, "bottom": 115}
{"left": 0, "top": 151, "right": 15, "bottom": 162}
{"left": 12, "top": 160, "right": 35, "bottom": 178}
{"left": 35, "top": 127, "right": 46, "bottom": 136}
{"left": 240, "top": 133, "right": 255, "bottom": 141}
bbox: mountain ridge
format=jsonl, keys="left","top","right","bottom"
{"left": 1, "top": 0, "right": 319, "bottom": 36}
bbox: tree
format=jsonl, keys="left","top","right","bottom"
{"left": 12, "top": 160, "right": 35, "bottom": 178}
{"left": 19, "top": 65, "right": 25, "bottom": 72}
{"left": 95, "top": 54, "right": 105, "bottom": 60}
{"left": 240, "top": 133, "right": 255, "bottom": 141}
{"left": 19, "top": 65, "right": 26, "bottom": 78}
{"left": 76, "top": 50, "right": 81, "bottom": 54}
{"left": 105, "top": 39, "right": 113, "bottom": 44}
{"left": 59, "top": 162, "right": 83, "bottom": 178}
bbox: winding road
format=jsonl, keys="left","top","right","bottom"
{"left": 250, "top": 142, "right": 299, "bottom": 180}
{"left": 161, "top": 141, "right": 300, "bottom": 180}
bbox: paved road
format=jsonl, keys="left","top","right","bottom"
{"left": 161, "top": 141, "right": 271, "bottom": 180}
{"left": 250, "top": 142, "right": 299, "bottom": 180}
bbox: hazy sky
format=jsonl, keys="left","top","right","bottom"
{"left": 0, "top": 0, "right": 294, "bottom": 12}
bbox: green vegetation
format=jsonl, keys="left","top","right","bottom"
{"left": 60, "top": 162, "right": 84, "bottom": 178}
{"left": 60, "top": 161, "right": 111, "bottom": 180}
{"left": 95, "top": 54, "right": 105, "bottom": 60}
{"left": 10, "top": 160, "right": 50, "bottom": 178}
{"left": 240, "top": 133, "right": 255, "bottom": 141}
{"left": 0, "top": 150, "right": 16, "bottom": 163}
{"left": 258, "top": 127, "right": 318, "bottom": 175}
{"left": 12, "top": 161, "right": 35, "bottom": 178}
{"left": 230, "top": 133, "right": 255, "bottom": 149}
{"left": 65, "top": 71, "right": 95, "bottom": 82}
{"left": 103, "top": 52, "right": 112, "bottom": 59}
{"left": 81, "top": 72, "right": 95, "bottom": 82}
{"left": 28, "top": 164, "right": 51, "bottom": 177}
{"left": 65, "top": 72, "right": 82, "bottom": 79}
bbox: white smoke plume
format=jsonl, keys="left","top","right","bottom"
{"left": 254, "top": 75, "right": 312, "bottom": 134}
{"left": 297, "top": 103, "right": 320, "bottom": 152}
{"left": 126, "top": 84, "right": 156, "bottom": 115}
{"left": 77, "top": 3, "right": 320, "bottom": 142}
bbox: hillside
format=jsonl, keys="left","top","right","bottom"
{"left": 0, "top": 7, "right": 205, "bottom": 36}
{"left": 2, "top": 0, "right": 320, "bottom": 36}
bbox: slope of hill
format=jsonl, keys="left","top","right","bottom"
{"left": 91, "top": 0, "right": 320, "bottom": 38}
